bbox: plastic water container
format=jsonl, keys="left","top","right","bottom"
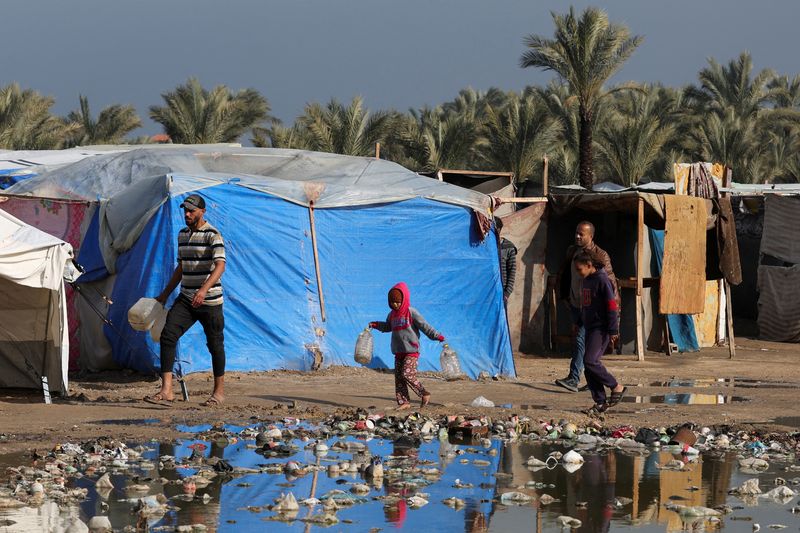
{"left": 128, "top": 298, "right": 166, "bottom": 332}
{"left": 439, "top": 344, "right": 463, "bottom": 379}
{"left": 150, "top": 307, "right": 168, "bottom": 342}
{"left": 354, "top": 328, "right": 373, "bottom": 365}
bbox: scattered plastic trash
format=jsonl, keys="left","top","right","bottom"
{"left": 406, "top": 495, "right": 429, "bottom": 508}
{"left": 500, "top": 491, "right": 533, "bottom": 504}
{"left": 739, "top": 457, "right": 770, "bottom": 472}
{"left": 562, "top": 450, "right": 584, "bottom": 465}
{"left": 470, "top": 396, "right": 495, "bottom": 408}
{"left": 354, "top": 328, "right": 373, "bottom": 365}
{"left": 4, "top": 409, "right": 800, "bottom": 532}
{"left": 665, "top": 504, "right": 722, "bottom": 518}
{"left": 87, "top": 515, "right": 113, "bottom": 531}
{"left": 442, "top": 497, "right": 466, "bottom": 509}
{"left": 762, "top": 486, "right": 795, "bottom": 503}
{"left": 730, "top": 478, "right": 762, "bottom": 496}
{"left": 557, "top": 515, "right": 582, "bottom": 529}
{"left": 539, "top": 494, "right": 558, "bottom": 505}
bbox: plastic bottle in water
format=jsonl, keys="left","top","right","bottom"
{"left": 439, "top": 344, "right": 463, "bottom": 379}
{"left": 354, "top": 328, "right": 373, "bottom": 365}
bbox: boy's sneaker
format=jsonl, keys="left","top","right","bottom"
{"left": 555, "top": 378, "right": 579, "bottom": 393}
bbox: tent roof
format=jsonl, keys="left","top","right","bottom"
{"left": 0, "top": 207, "right": 74, "bottom": 291}
{"left": 0, "top": 147, "right": 128, "bottom": 173}
{"left": 548, "top": 190, "right": 668, "bottom": 227}
{"left": 5, "top": 146, "right": 492, "bottom": 212}
{"left": 548, "top": 190, "right": 721, "bottom": 231}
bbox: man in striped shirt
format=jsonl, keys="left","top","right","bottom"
{"left": 147, "top": 193, "right": 227, "bottom": 407}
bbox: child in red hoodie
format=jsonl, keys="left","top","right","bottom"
{"left": 370, "top": 282, "right": 445, "bottom": 410}
{"left": 573, "top": 252, "right": 627, "bottom": 415}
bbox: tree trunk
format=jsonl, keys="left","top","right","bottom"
{"left": 578, "top": 106, "right": 594, "bottom": 190}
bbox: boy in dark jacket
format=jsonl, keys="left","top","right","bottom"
{"left": 573, "top": 252, "right": 627, "bottom": 415}
{"left": 370, "top": 282, "right": 445, "bottom": 410}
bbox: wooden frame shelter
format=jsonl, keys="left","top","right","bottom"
{"left": 546, "top": 191, "right": 737, "bottom": 361}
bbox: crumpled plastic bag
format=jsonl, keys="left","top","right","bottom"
{"left": 354, "top": 329, "right": 373, "bottom": 365}
{"left": 470, "top": 396, "right": 495, "bottom": 408}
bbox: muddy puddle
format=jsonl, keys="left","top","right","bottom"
{"left": 93, "top": 418, "right": 162, "bottom": 426}
{"left": 2, "top": 420, "right": 800, "bottom": 532}
{"left": 622, "top": 394, "right": 750, "bottom": 405}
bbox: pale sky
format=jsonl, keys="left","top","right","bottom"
{"left": 2, "top": 0, "right": 799, "bottom": 136}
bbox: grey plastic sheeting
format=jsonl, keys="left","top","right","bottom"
{"left": 6, "top": 146, "right": 493, "bottom": 272}
{"left": 7, "top": 146, "right": 491, "bottom": 211}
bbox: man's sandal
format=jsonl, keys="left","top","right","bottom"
{"left": 200, "top": 396, "right": 223, "bottom": 407}
{"left": 143, "top": 393, "right": 174, "bottom": 406}
{"left": 609, "top": 386, "right": 628, "bottom": 406}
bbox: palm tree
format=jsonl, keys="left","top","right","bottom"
{"left": 149, "top": 78, "right": 270, "bottom": 144}
{"left": 528, "top": 82, "right": 580, "bottom": 184}
{"left": 482, "top": 91, "right": 561, "bottom": 182}
{"left": 596, "top": 87, "right": 677, "bottom": 186}
{"left": 440, "top": 87, "right": 508, "bottom": 123}
{"left": 682, "top": 53, "right": 800, "bottom": 183}
{"left": 251, "top": 119, "right": 312, "bottom": 150}
{"left": 768, "top": 74, "right": 800, "bottom": 109}
{"left": 392, "top": 106, "right": 484, "bottom": 172}
{"left": 686, "top": 52, "right": 775, "bottom": 120}
{"left": 0, "top": 83, "right": 77, "bottom": 149}
{"left": 297, "top": 96, "right": 390, "bottom": 156}
{"left": 686, "top": 107, "right": 765, "bottom": 183}
{"left": 65, "top": 95, "right": 141, "bottom": 146}
{"left": 520, "top": 6, "right": 642, "bottom": 189}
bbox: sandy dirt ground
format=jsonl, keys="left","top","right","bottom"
{"left": 1, "top": 335, "right": 798, "bottom": 456}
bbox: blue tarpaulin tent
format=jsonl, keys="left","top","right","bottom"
{"left": 6, "top": 147, "right": 515, "bottom": 379}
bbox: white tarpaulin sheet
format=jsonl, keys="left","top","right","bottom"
{"left": 0, "top": 207, "right": 76, "bottom": 393}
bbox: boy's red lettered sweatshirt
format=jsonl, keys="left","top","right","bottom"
{"left": 579, "top": 269, "right": 619, "bottom": 335}
{"left": 372, "top": 282, "right": 442, "bottom": 356}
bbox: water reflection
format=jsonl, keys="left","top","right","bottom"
{"left": 0, "top": 424, "right": 796, "bottom": 532}
{"left": 621, "top": 394, "right": 749, "bottom": 405}
{"left": 489, "top": 442, "right": 761, "bottom": 533}
{"left": 641, "top": 378, "right": 799, "bottom": 390}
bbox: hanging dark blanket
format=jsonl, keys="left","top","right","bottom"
{"left": 705, "top": 196, "right": 742, "bottom": 285}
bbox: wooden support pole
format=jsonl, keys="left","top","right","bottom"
{"left": 375, "top": 143, "right": 381, "bottom": 159}
{"left": 549, "top": 282, "right": 557, "bottom": 351}
{"left": 663, "top": 316, "right": 673, "bottom": 356}
{"left": 636, "top": 197, "right": 645, "bottom": 361}
{"left": 632, "top": 455, "right": 642, "bottom": 520}
{"left": 542, "top": 154, "right": 549, "bottom": 197}
{"left": 308, "top": 201, "right": 327, "bottom": 322}
{"left": 725, "top": 280, "right": 736, "bottom": 359}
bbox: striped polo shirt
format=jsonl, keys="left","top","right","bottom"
{"left": 178, "top": 221, "right": 226, "bottom": 305}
